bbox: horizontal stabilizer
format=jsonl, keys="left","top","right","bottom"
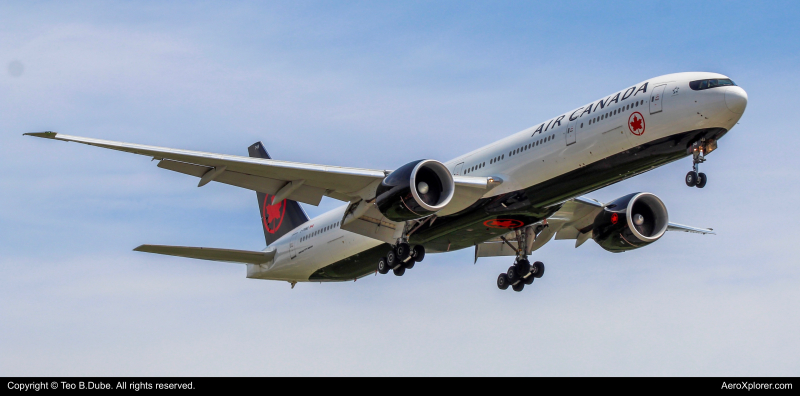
{"left": 134, "top": 245, "right": 276, "bottom": 264}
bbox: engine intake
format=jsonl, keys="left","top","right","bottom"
{"left": 375, "top": 159, "right": 455, "bottom": 222}
{"left": 592, "top": 192, "right": 669, "bottom": 252}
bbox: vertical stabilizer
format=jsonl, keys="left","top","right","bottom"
{"left": 248, "top": 142, "right": 310, "bottom": 246}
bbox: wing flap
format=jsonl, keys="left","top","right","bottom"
{"left": 157, "top": 159, "right": 325, "bottom": 205}
{"left": 667, "top": 223, "right": 715, "bottom": 234}
{"left": 134, "top": 245, "right": 276, "bottom": 264}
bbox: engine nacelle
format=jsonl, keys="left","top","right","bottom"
{"left": 592, "top": 192, "right": 669, "bottom": 252}
{"left": 375, "top": 159, "right": 455, "bottom": 222}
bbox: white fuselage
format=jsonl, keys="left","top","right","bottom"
{"left": 248, "top": 72, "right": 747, "bottom": 282}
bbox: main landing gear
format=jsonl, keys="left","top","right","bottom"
{"left": 496, "top": 225, "right": 545, "bottom": 292}
{"left": 497, "top": 259, "right": 544, "bottom": 292}
{"left": 686, "top": 140, "right": 708, "bottom": 188}
{"left": 377, "top": 218, "right": 433, "bottom": 277}
{"left": 377, "top": 242, "right": 425, "bottom": 276}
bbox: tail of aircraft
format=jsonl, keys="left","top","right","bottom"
{"left": 248, "top": 142, "right": 310, "bottom": 246}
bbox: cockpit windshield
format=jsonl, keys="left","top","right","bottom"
{"left": 689, "top": 79, "right": 737, "bottom": 91}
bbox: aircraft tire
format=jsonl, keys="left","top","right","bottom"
{"left": 412, "top": 245, "right": 425, "bottom": 262}
{"left": 506, "top": 266, "right": 520, "bottom": 283}
{"left": 387, "top": 249, "right": 398, "bottom": 268}
{"left": 396, "top": 243, "right": 411, "bottom": 262}
{"left": 497, "top": 273, "right": 510, "bottom": 290}
{"left": 515, "top": 259, "right": 531, "bottom": 275}
{"left": 533, "top": 261, "right": 545, "bottom": 278}
{"left": 377, "top": 257, "right": 390, "bottom": 274}
{"left": 404, "top": 260, "right": 415, "bottom": 269}
{"left": 685, "top": 171, "right": 698, "bottom": 187}
{"left": 696, "top": 173, "right": 707, "bottom": 188}
{"left": 523, "top": 275, "right": 534, "bottom": 285}
{"left": 512, "top": 282, "right": 525, "bottom": 292}
{"left": 393, "top": 266, "right": 406, "bottom": 276}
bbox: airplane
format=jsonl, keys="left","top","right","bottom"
{"left": 25, "top": 71, "right": 748, "bottom": 292}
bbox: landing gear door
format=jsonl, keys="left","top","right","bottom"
{"left": 289, "top": 232, "right": 298, "bottom": 259}
{"left": 649, "top": 84, "right": 666, "bottom": 114}
{"left": 565, "top": 120, "right": 577, "bottom": 146}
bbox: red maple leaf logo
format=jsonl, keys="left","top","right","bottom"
{"left": 628, "top": 112, "right": 645, "bottom": 136}
{"left": 262, "top": 195, "right": 286, "bottom": 234}
{"left": 483, "top": 219, "right": 524, "bottom": 229}
{"left": 630, "top": 116, "right": 642, "bottom": 132}
{"left": 266, "top": 200, "right": 283, "bottom": 223}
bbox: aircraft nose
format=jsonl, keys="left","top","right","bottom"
{"left": 725, "top": 86, "right": 748, "bottom": 114}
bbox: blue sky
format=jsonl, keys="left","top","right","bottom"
{"left": 2, "top": 1, "right": 799, "bottom": 375}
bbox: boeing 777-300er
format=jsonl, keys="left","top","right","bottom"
{"left": 26, "top": 72, "right": 747, "bottom": 292}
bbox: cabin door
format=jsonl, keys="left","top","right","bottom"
{"left": 565, "top": 119, "right": 577, "bottom": 146}
{"left": 649, "top": 84, "right": 666, "bottom": 114}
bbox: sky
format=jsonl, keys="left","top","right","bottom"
{"left": 2, "top": 1, "right": 799, "bottom": 376}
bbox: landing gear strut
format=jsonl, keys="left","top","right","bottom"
{"left": 686, "top": 140, "right": 708, "bottom": 188}
{"left": 496, "top": 227, "right": 545, "bottom": 292}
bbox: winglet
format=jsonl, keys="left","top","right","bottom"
{"left": 24, "top": 131, "right": 58, "bottom": 139}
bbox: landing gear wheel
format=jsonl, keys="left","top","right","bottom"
{"left": 497, "top": 273, "right": 510, "bottom": 290}
{"left": 506, "top": 266, "right": 520, "bottom": 283}
{"left": 412, "top": 245, "right": 425, "bottom": 262}
{"left": 404, "top": 261, "right": 415, "bottom": 269}
{"left": 532, "top": 261, "right": 545, "bottom": 278}
{"left": 696, "top": 172, "right": 707, "bottom": 188}
{"left": 685, "top": 171, "right": 698, "bottom": 187}
{"left": 393, "top": 266, "right": 405, "bottom": 276}
{"left": 396, "top": 243, "right": 411, "bottom": 262}
{"left": 387, "top": 249, "right": 398, "bottom": 268}
{"left": 515, "top": 259, "right": 531, "bottom": 275}
{"left": 377, "top": 257, "right": 390, "bottom": 274}
{"left": 512, "top": 282, "right": 525, "bottom": 292}
{"left": 523, "top": 275, "right": 534, "bottom": 285}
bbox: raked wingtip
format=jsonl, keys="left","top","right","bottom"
{"left": 23, "top": 131, "right": 58, "bottom": 138}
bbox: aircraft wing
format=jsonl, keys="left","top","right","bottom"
{"left": 475, "top": 195, "right": 714, "bottom": 260}
{"left": 25, "top": 132, "right": 494, "bottom": 206}
{"left": 551, "top": 196, "right": 714, "bottom": 243}
{"left": 134, "top": 245, "right": 276, "bottom": 264}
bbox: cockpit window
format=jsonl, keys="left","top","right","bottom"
{"left": 689, "top": 79, "right": 737, "bottom": 91}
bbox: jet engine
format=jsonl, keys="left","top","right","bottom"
{"left": 592, "top": 192, "right": 669, "bottom": 252}
{"left": 375, "top": 159, "right": 455, "bottom": 222}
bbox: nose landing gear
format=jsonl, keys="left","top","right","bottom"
{"left": 686, "top": 140, "right": 709, "bottom": 188}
